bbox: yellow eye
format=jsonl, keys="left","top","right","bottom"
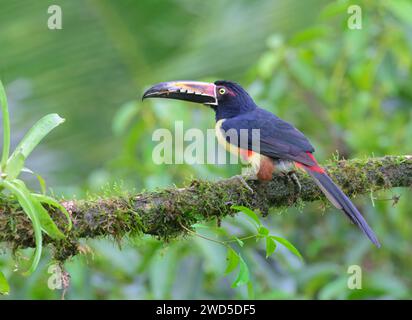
{"left": 219, "top": 88, "right": 226, "bottom": 95}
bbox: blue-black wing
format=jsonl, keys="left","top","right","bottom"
{"left": 220, "top": 107, "right": 316, "bottom": 166}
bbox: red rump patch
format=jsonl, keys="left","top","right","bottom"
{"left": 306, "top": 152, "right": 318, "bottom": 163}
{"left": 307, "top": 164, "right": 325, "bottom": 174}
{"left": 295, "top": 152, "right": 325, "bottom": 173}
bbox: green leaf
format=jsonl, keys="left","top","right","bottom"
{"left": 10, "top": 113, "right": 65, "bottom": 160}
{"left": 234, "top": 236, "right": 244, "bottom": 247}
{"left": 12, "top": 180, "right": 66, "bottom": 239}
{"left": 192, "top": 223, "right": 212, "bottom": 230}
{"left": 112, "top": 101, "right": 139, "bottom": 136}
{"left": 231, "top": 205, "right": 261, "bottom": 227}
{"left": 266, "top": 237, "right": 277, "bottom": 258}
{"left": 5, "top": 151, "right": 25, "bottom": 180}
{"left": 258, "top": 51, "right": 282, "bottom": 79}
{"left": 289, "top": 26, "right": 327, "bottom": 46}
{"left": 319, "top": 1, "right": 348, "bottom": 19}
{"left": 35, "top": 174, "right": 47, "bottom": 195}
{"left": 258, "top": 226, "right": 270, "bottom": 237}
{"left": 21, "top": 168, "right": 47, "bottom": 194}
{"left": 225, "top": 247, "right": 240, "bottom": 274}
{"left": 0, "top": 180, "right": 42, "bottom": 275}
{"left": 31, "top": 197, "right": 65, "bottom": 240}
{"left": 247, "top": 281, "right": 255, "bottom": 299}
{"left": 272, "top": 236, "right": 303, "bottom": 260}
{"left": 0, "top": 80, "right": 10, "bottom": 169}
{"left": 386, "top": 0, "right": 412, "bottom": 25}
{"left": 0, "top": 270, "right": 10, "bottom": 295}
{"left": 31, "top": 193, "right": 72, "bottom": 231}
{"left": 232, "top": 255, "right": 250, "bottom": 287}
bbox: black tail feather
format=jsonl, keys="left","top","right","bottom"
{"left": 304, "top": 167, "right": 381, "bottom": 248}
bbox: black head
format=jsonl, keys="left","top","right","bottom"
{"left": 142, "top": 80, "right": 257, "bottom": 121}
{"left": 213, "top": 80, "right": 257, "bottom": 120}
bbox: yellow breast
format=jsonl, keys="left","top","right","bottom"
{"left": 215, "top": 119, "right": 239, "bottom": 156}
{"left": 215, "top": 119, "right": 261, "bottom": 171}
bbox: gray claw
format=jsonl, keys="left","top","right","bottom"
{"left": 288, "top": 171, "right": 302, "bottom": 193}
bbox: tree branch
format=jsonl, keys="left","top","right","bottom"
{"left": 1, "top": 156, "right": 411, "bottom": 260}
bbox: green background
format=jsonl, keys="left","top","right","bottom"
{"left": 1, "top": 0, "right": 412, "bottom": 299}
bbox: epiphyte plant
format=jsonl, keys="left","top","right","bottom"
{"left": 0, "top": 80, "right": 71, "bottom": 293}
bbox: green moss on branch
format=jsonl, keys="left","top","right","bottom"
{"left": 0, "top": 156, "right": 411, "bottom": 261}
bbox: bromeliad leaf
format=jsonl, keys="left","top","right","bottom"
{"left": 21, "top": 168, "right": 47, "bottom": 194}
{"left": 0, "top": 270, "right": 10, "bottom": 295}
{"left": 31, "top": 193, "right": 72, "bottom": 231}
{"left": 0, "top": 80, "right": 10, "bottom": 169}
{"left": 4, "top": 151, "right": 25, "bottom": 180}
{"left": 14, "top": 180, "right": 66, "bottom": 239}
{"left": 0, "top": 180, "right": 43, "bottom": 275}
{"left": 225, "top": 247, "right": 240, "bottom": 274}
{"left": 272, "top": 235, "right": 303, "bottom": 260}
{"left": 31, "top": 197, "right": 65, "bottom": 240}
{"left": 36, "top": 173, "right": 47, "bottom": 195}
{"left": 0, "top": 82, "right": 68, "bottom": 285}
{"left": 9, "top": 113, "right": 65, "bottom": 161}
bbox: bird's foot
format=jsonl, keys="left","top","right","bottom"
{"left": 231, "top": 173, "right": 257, "bottom": 194}
{"left": 287, "top": 171, "right": 302, "bottom": 193}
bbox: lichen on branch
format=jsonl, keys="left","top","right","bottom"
{"left": 0, "top": 156, "right": 411, "bottom": 261}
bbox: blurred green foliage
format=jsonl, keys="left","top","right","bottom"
{"left": 1, "top": 0, "right": 412, "bottom": 299}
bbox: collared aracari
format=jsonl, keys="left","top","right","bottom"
{"left": 142, "top": 80, "right": 380, "bottom": 247}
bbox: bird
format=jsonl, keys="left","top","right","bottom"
{"left": 142, "top": 80, "right": 380, "bottom": 247}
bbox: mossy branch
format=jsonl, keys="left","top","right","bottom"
{"left": 0, "top": 156, "right": 411, "bottom": 260}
